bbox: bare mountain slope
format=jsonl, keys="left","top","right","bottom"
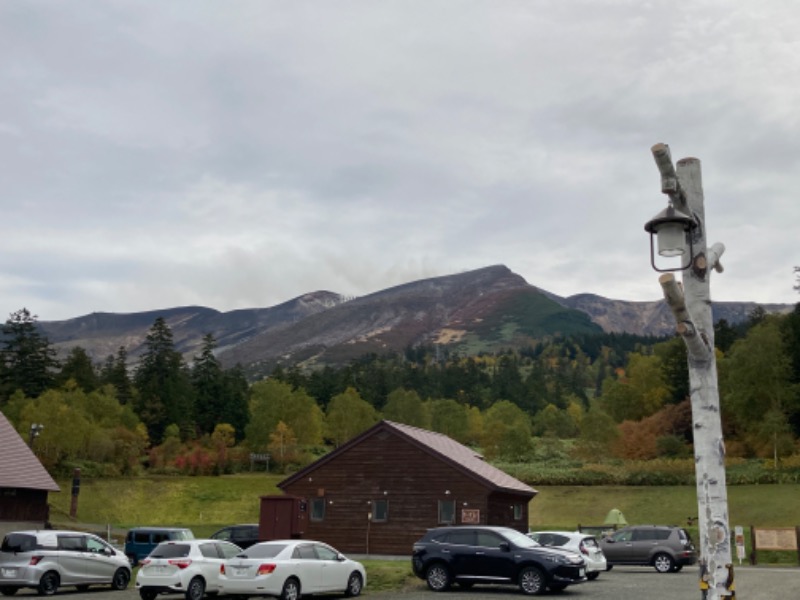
{"left": 35, "top": 265, "right": 793, "bottom": 377}
{"left": 216, "top": 265, "right": 602, "bottom": 374}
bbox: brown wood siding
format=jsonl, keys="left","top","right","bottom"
{"left": 0, "top": 488, "right": 50, "bottom": 523}
{"left": 280, "top": 429, "right": 531, "bottom": 555}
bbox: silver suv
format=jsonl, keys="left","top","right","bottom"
{"left": 0, "top": 530, "right": 131, "bottom": 595}
{"left": 599, "top": 525, "right": 696, "bottom": 573}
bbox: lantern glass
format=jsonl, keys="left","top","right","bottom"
{"left": 656, "top": 221, "right": 687, "bottom": 257}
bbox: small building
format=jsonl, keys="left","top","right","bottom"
{"left": 0, "top": 411, "right": 60, "bottom": 537}
{"left": 269, "top": 420, "right": 536, "bottom": 555}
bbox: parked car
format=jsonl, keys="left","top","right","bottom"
{"left": 124, "top": 527, "right": 195, "bottom": 566}
{"left": 528, "top": 531, "right": 607, "bottom": 580}
{"left": 135, "top": 538, "right": 241, "bottom": 600}
{"left": 599, "top": 525, "right": 697, "bottom": 573}
{"left": 0, "top": 529, "right": 131, "bottom": 596}
{"left": 210, "top": 524, "right": 260, "bottom": 549}
{"left": 411, "top": 525, "right": 586, "bottom": 595}
{"left": 219, "top": 540, "right": 365, "bottom": 599}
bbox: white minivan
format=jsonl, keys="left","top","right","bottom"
{"left": 0, "top": 529, "right": 131, "bottom": 596}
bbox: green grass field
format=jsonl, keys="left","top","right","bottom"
{"left": 50, "top": 475, "right": 800, "bottom": 534}
{"left": 48, "top": 476, "right": 800, "bottom": 567}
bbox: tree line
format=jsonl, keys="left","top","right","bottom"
{"left": 1, "top": 302, "right": 799, "bottom": 477}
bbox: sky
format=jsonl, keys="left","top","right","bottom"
{"left": 2, "top": 1, "right": 799, "bottom": 322}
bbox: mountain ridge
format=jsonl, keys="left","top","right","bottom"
{"left": 35, "top": 265, "right": 794, "bottom": 377}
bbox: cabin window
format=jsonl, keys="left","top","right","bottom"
{"left": 310, "top": 497, "right": 326, "bottom": 521}
{"left": 372, "top": 499, "right": 388, "bottom": 522}
{"left": 438, "top": 500, "right": 456, "bottom": 524}
{"left": 513, "top": 504, "right": 524, "bottom": 520}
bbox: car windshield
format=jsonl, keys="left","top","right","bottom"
{"left": 500, "top": 528, "right": 538, "bottom": 549}
{"left": 150, "top": 543, "right": 190, "bottom": 558}
{"left": 238, "top": 543, "right": 287, "bottom": 559}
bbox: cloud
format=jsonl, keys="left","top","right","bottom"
{"left": 1, "top": 0, "right": 798, "bottom": 321}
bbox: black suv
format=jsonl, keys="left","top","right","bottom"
{"left": 210, "top": 524, "right": 260, "bottom": 549}
{"left": 599, "top": 525, "right": 697, "bottom": 573}
{"left": 412, "top": 526, "right": 586, "bottom": 595}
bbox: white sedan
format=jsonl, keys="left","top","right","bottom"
{"left": 528, "top": 531, "right": 607, "bottom": 580}
{"left": 219, "top": 540, "right": 366, "bottom": 600}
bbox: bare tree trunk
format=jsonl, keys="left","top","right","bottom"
{"left": 651, "top": 145, "right": 733, "bottom": 599}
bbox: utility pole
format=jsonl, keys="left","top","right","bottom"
{"left": 644, "top": 143, "right": 733, "bottom": 599}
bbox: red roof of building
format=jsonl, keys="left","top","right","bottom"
{"left": 0, "top": 411, "right": 60, "bottom": 492}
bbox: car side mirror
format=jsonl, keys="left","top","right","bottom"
{"left": 499, "top": 542, "right": 510, "bottom": 552}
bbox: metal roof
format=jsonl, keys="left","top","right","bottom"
{"left": 280, "top": 419, "right": 536, "bottom": 497}
{"left": 0, "top": 411, "right": 60, "bottom": 492}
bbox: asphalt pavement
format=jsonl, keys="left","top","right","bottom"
{"left": 6, "top": 564, "right": 799, "bottom": 598}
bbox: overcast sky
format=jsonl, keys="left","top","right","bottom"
{"left": 2, "top": 1, "right": 798, "bottom": 322}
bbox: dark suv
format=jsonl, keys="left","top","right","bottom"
{"left": 412, "top": 526, "right": 586, "bottom": 595}
{"left": 599, "top": 525, "right": 697, "bottom": 573}
{"left": 210, "top": 524, "right": 260, "bottom": 549}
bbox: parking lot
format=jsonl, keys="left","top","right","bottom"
{"left": 6, "top": 565, "right": 799, "bottom": 599}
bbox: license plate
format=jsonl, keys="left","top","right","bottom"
{"left": 579, "top": 568, "right": 585, "bottom": 577}
{"left": 1, "top": 568, "right": 17, "bottom": 578}
{"left": 147, "top": 565, "right": 168, "bottom": 574}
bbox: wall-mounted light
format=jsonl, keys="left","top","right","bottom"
{"left": 445, "top": 490, "right": 451, "bottom": 495}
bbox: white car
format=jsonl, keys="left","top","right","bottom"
{"left": 528, "top": 531, "right": 607, "bottom": 580}
{"left": 135, "top": 539, "right": 241, "bottom": 600}
{"left": 219, "top": 540, "right": 366, "bottom": 600}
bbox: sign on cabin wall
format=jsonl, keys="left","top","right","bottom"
{"left": 461, "top": 508, "right": 480, "bottom": 524}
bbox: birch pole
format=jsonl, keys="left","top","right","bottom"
{"left": 650, "top": 143, "right": 733, "bottom": 599}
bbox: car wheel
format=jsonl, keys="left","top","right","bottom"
{"left": 37, "top": 571, "right": 59, "bottom": 596}
{"left": 344, "top": 572, "right": 363, "bottom": 597}
{"left": 518, "top": 566, "right": 546, "bottom": 595}
{"left": 0, "top": 587, "right": 19, "bottom": 597}
{"left": 186, "top": 577, "right": 206, "bottom": 600}
{"left": 425, "top": 563, "right": 451, "bottom": 592}
{"left": 653, "top": 553, "right": 675, "bottom": 573}
{"left": 587, "top": 571, "right": 600, "bottom": 580}
{"left": 139, "top": 590, "right": 158, "bottom": 600}
{"left": 111, "top": 568, "right": 131, "bottom": 590}
{"left": 280, "top": 577, "right": 301, "bottom": 600}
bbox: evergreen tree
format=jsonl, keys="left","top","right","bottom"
{"left": 0, "top": 308, "right": 59, "bottom": 401}
{"left": 133, "top": 317, "right": 195, "bottom": 443}
{"left": 56, "top": 346, "right": 100, "bottom": 392}
{"left": 191, "top": 334, "right": 225, "bottom": 436}
{"left": 100, "top": 347, "right": 135, "bottom": 405}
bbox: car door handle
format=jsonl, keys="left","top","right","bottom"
{"left": 475, "top": 552, "right": 485, "bottom": 556}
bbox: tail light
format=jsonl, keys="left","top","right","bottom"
{"left": 29, "top": 556, "right": 44, "bottom": 566}
{"left": 140, "top": 559, "right": 151, "bottom": 566}
{"left": 168, "top": 559, "right": 192, "bottom": 569}
{"left": 579, "top": 542, "right": 589, "bottom": 556}
{"left": 257, "top": 564, "right": 276, "bottom": 575}
{"left": 220, "top": 564, "right": 226, "bottom": 575}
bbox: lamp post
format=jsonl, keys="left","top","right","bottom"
{"left": 28, "top": 423, "right": 44, "bottom": 448}
{"left": 644, "top": 143, "right": 732, "bottom": 599}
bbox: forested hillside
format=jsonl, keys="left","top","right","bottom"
{"left": 2, "top": 302, "right": 799, "bottom": 480}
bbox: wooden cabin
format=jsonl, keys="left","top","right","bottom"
{"left": 0, "top": 412, "right": 60, "bottom": 537}
{"left": 270, "top": 420, "right": 536, "bottom": 555}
